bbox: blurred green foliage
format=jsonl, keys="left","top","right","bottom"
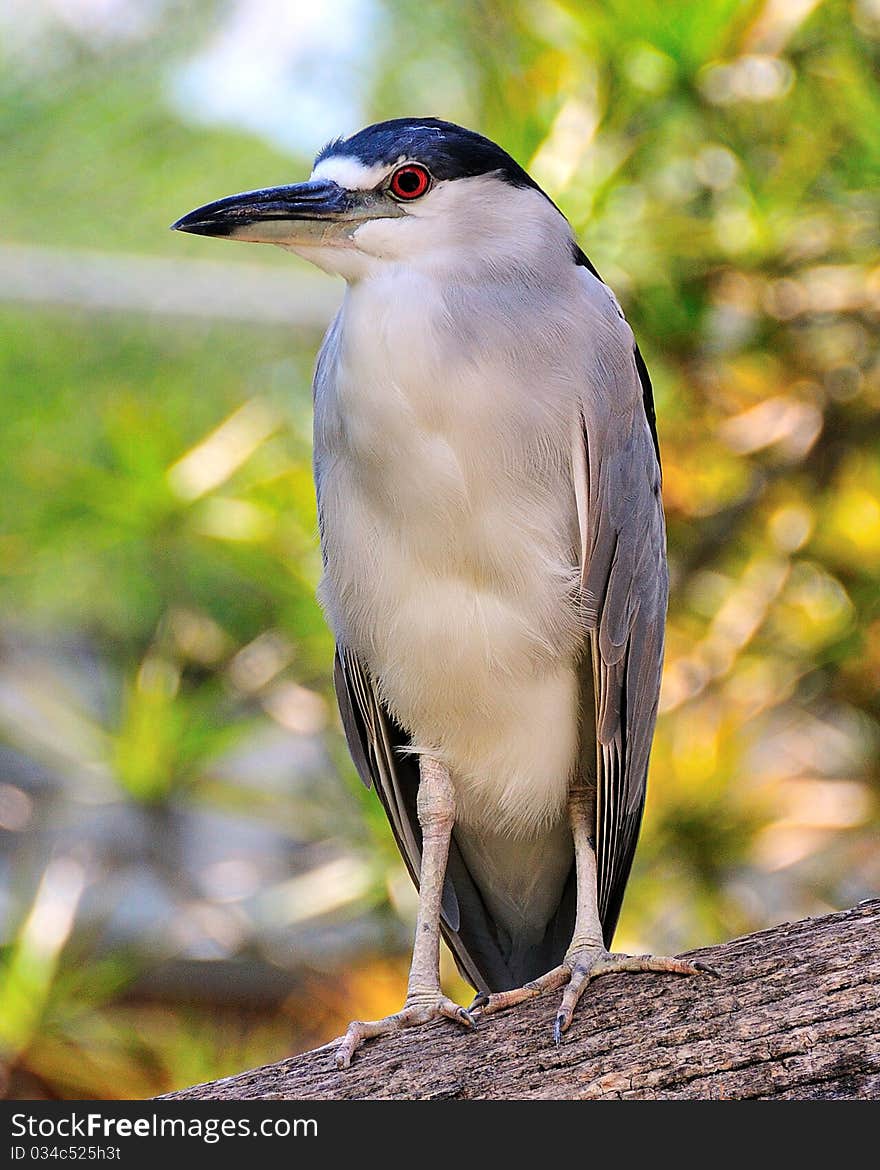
{"left": 1, "top": 0, "right": 878, "bottom": 1097}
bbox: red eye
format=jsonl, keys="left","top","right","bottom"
{"left": 389, "top": 164, "right": 431, "bottom": 200}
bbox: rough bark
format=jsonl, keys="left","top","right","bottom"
{"left": 164, "top": 900, "right": 880, "bottom": 1100}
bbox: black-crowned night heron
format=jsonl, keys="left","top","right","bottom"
{"left": 172, "top": 118, "right": 710, "bottom": 1068}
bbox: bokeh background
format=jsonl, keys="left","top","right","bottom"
{"left": 1, "top": 0, "right": 878, "bottom": 1098}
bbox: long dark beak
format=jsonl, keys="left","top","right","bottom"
{"left": 170, "top": 179, "right": 399, "bottom": 246}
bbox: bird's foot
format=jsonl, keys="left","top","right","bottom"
{"left": 478, "top": 944, "right": 715, "bottom": 1043}
{"left": 335, "top": 991, "right": 475, "bottom": 1069}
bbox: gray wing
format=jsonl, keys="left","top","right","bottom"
{"left": 573, "top": 273, "right": 668, "bottom": 945}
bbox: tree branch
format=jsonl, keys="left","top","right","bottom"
{"left": 163, "top": 901, "right": 880, "bottom": 1100}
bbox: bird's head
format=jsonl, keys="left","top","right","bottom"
{"left": 171, "top": 118, "right": 572, "bottom": 281}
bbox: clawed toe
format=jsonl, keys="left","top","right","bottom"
{"left": 477, "top": 966, "right": 570, "bottom": 1018}
{"left": 472, "top": 946, "right": 714, "bottom": 1047}
{"left": 335, "top": 994, "right": 474, "bottom": 1068}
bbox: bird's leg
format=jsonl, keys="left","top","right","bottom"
{"left": 479, "top": 776, "right": 713, "bottom": 1041}
{"left": 336, "top": 757, "right": 474, "bottom": 1068}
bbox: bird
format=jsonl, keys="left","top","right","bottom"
{"left": 172, "top": 117, "right": 710, "bottom": 1068}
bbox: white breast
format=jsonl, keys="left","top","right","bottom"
{"left": 314, "top": 268, "right": 585, "bottom": 837}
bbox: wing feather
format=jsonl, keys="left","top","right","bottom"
{"left": 574, "top": 292, "right": 668, "bottom": 944}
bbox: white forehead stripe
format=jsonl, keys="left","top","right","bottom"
{"left": 311, "top": 155, "right": 405, "bottom": 190}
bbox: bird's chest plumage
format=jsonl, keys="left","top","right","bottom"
{"left": 314, "top": 273, "right": 584, "bottom": 832}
